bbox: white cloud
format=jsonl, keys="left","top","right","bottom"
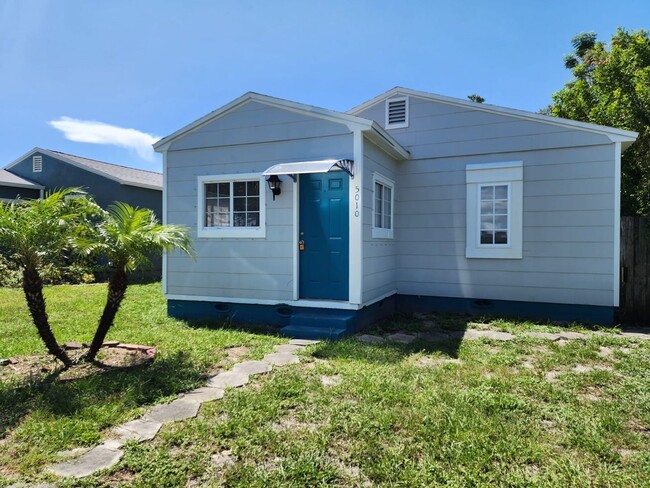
{"left": 49, "top": 116, "right": 160, "bottom": 162}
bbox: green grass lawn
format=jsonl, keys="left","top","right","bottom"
{"left": 1, "top": 284, "right": 650, "bottom": 487}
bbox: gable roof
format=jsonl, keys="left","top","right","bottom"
{"left": 153, "top": 92, "right": 409, "bottom": 160}
{"left": 0, "top": 169, "right": 43, "bottom": 189}
{"left": 348, "top": 87, "right": 638, "bottom": 147}
{"left": 5, "top": 148, "right": 162, "bottom": 191}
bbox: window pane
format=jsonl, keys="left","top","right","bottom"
{"left": 233, "top": 197, "right": 246, "bottom": 212}
{"left": 247, "top": 197, "right": 259, "bottom": 211}
{"left": 480, "top": 201, "right": 493, "bottom": 215}
{"left": 217, "top": 182, "right": 230, "bottom": 197}
{"left": 385, "top": 213, "right": 391, "bottom": 229}
{"left": 481, "top": 186, "right": 494, "bottom": 200}
{"left": 480, "top": 231, "right": 494, "bottom": 244}
{"left": 247, "top": 180, "right": 259, "bottom": 195}
{"left": 480, "top": 216, "right": 493, "bottom": 230}
{"left": 494, "top": 215, "right": 508, "bottom": 230}
{"left": 494, "top": 200, "right": 508, "bottom": 214}
{"left": 495, "top": 185, "right": 508, "bottom": 199}
{"left": 234, "top": 181, "right": 246, "bottom": 196}
{"left": 247, "top": 212, "right": 260, "bottom": 227}
{"left": 233, "top": 213, "right": 246, "bottom": 227}
{"left": 217, "top": 198, "right": 230, "bottom": 212}
{"left": 205, "top": 184, "right": 218, "bottom": 197}
{"left": 495, "top": 231, "right": 508, "bottom": 244}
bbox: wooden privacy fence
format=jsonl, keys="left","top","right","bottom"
{"left": 619, "top": 216, "right": 650, "bottom": 324}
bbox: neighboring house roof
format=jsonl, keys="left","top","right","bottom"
{"left": 5, "top": 148, "right": 162, "bottom": 191}
{"left": 153, "top": 92, "right": 410, "bottom": 160}
{"left": 0, "top": 169, "right": 43, "bottom": 189}
{"left": 348, "top": 86, "right": 639, "bottom": 148}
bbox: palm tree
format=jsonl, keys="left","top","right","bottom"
{"left": 83, "top": 202, "right": 192, "bottom": 362}
{"left": 0, "top": 189, "right": 96, "bottom": 367}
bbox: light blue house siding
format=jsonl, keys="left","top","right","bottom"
{"left": 164, "top": 101, "right": 354, "bottom": 303}
{"left": 159, "top": 89, "right": 636, "bottom": 334}
{"left": 362, "top": 138, "right": 399, "bottom": 304}
{"left": 351, "top": 93, "right": 621, "bottom": 318}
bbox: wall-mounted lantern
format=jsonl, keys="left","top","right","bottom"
{"left": 266, "top": 174, "right": 282, "bottom": 200}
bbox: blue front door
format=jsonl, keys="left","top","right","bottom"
{"left": 299, "top": 172, "right": 349, "bottom": 300}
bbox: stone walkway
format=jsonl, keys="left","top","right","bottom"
{"left": 357, "top": 326, "right": 650, "bottom": 345}
{"left": 44, "top": 339, "right": 318, "bottom": 480}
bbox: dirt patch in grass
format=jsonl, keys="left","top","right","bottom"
{"left": 0, "top": 345, "right": 154, "bottom": 384}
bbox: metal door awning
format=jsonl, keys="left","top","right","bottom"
{"left": 262, "top": 159, "right": 354, "bottom": 181}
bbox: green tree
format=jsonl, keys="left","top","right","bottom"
{"left": 548, "top": 28, "right": 650, "bottom": 215}
{"left": 82, "top": 202, "right": 192, "bottom": 362}
{"left": 0, "top": 189, "right": 98, "bottom": 367}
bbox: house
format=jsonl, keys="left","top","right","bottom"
{"left": 2, "top": 148, "right": 163, "bottom": 217}
{"left": 0, "top": 169, "right": 43, "bottom": 202}
{"left": 154, "top": 88, "right": 638, "bottom": 338}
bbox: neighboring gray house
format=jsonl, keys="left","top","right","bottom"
{"left": 0, "top": 169, "right": 43, "bottom": 202}
{"left": 154, "top": 88, "right": 637, "bottom": 338}
{"left": 3, "top": 148, "right": 162, "bottom": 217}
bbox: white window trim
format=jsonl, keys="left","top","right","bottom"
{"left": 385, "top": 96, "right": 409, "bottom": 129}
{"left": 197, "top": 173, "right": 266, "bottom": 239}
{"left": 466, "top": 161, "right": 523, "bottom": 259}
{"left": 372, "top": 172, "right": 394, "bottom": 239}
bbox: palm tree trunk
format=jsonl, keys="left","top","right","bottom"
{"left": 86, "top": 269, "right": 128, "bottom": 361}
{"left": 22, "top": 266, "right": 72, "bottom": 367}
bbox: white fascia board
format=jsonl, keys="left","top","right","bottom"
{"left": 367, "top": 123, "right": 410, "bottom": 160}
{"left": 0, "top": 181, "right": 44, "bottom": 190}
{"left": 154, "top": 92, "right": 376, "bottom": 152}
{"left": 348, "top": 87, "right": 638, "bottom": 143}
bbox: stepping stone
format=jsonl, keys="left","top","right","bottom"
{"left": 545, "top": 370, "right": 561, "bottom": 383}
{"left": 387, "top": 333, "right": 417, "bottom": 343}
{"left": 560, "top": 331, "right": 587, "bottom": 340}
{"left": 320, "top": 375, "right": 342, "bottom": 387}
{"left": 598, "top": 346, "right": 614, "bottom": 358}
{"left": 146, "top": 398, "right": 200, "bottom": 423}
{"left": 482, "top": 331, "right": 515, "bottom": 341}
{"left": 208, "top": 371, "right": 250, "bottom": 389}
{"left": 460, "top": 329, "right": 485, "bottom": 339}
{"left": 184, "top": 387, "right": 225, "bottom": 403}
{"left": 48, "top": 445, "right": 123, "bottom": 478}
{"left": 113, "top": 418, "right": 162, "bottom": 443}
{"left": 572, "top": 364, "right": 594, "bottom": 373}
{"left": 357, "top": 334, "right": 384, "bottom": 344}
{"left": 289, "top": 339, "right": 320, "bottom": 346}
{"left": 275, "top": 344, "right": 304, "bottom": 353}
{"left": 212, "top": 450, "right": 235, "bottom": 468}
{"left": 524, "top": 332, "right": 562, "bottom": 341}
{"left": 263, "top": 352, "right": 300, "bottom": 366}
{"left": 233, "top": 360, "right": 272, "bottom": 376}
{"left": 620, "top": 331, "right": 650, "bottom": 340}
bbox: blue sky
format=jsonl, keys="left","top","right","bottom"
{"left": 0, "top": 0, "right": 648, "bottom": 172}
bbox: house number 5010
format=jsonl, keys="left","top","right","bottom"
{"left": 354, "top": 186, "right": 360, "bottom": 217}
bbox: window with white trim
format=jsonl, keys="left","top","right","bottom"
{"left": 385, "top": 97, "right": 409, "bottom": 129}
{"left": 197, "top": 173, "right": 266, "bottom": 238}
{"left": 466, "top": 162, "right": 523, "bottom": 259}
{"left": 372, "top": 173, "right": 394, "bottom": 239}
{"left": 32, "top": 156, "right": 42, "bottom": 172}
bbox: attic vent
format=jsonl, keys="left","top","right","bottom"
{"left": 386, "top": 97, "right": 409, "bottom": 129}
{"left": 32, "top": 156, "right": 43, "bottom": 172}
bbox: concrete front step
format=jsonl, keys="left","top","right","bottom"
{"left": 282, "top": 311, "right": 356, "bottom": 339}
{"left": 280, "top": 324, "right": 348, "bottom": 340}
